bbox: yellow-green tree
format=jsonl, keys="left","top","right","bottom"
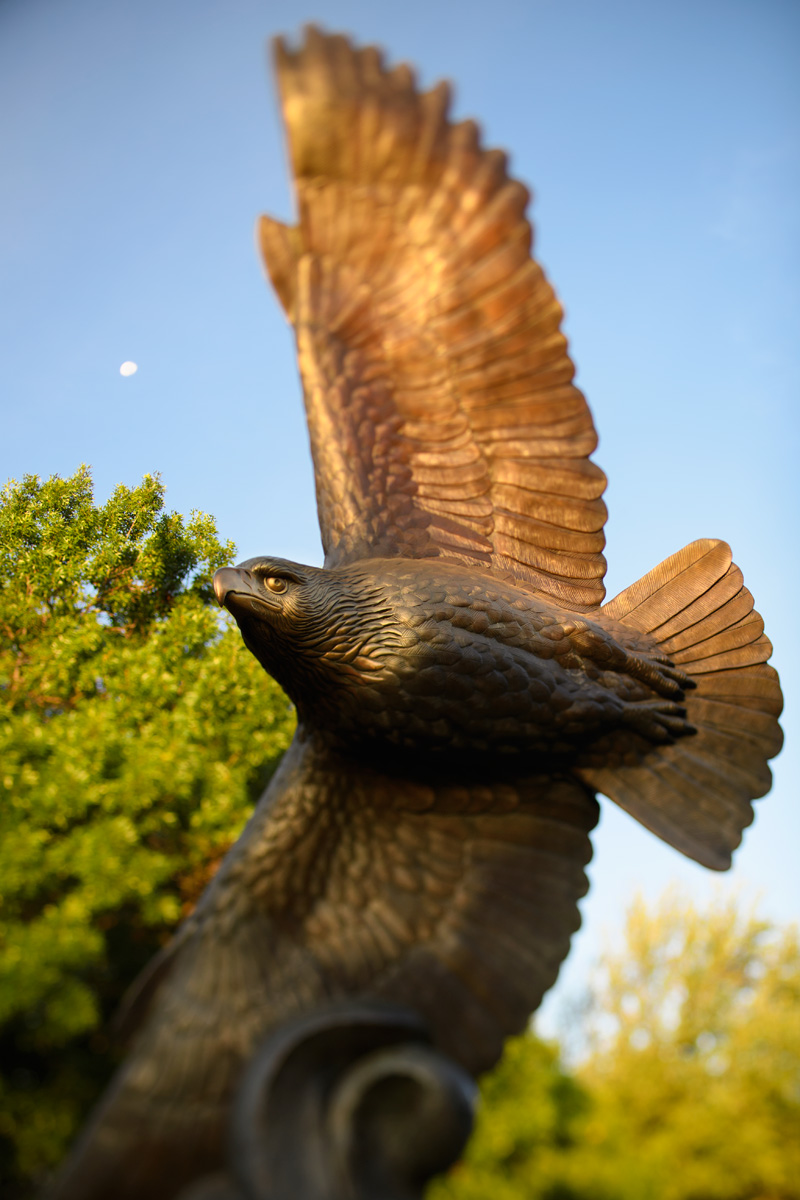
{"left": 432, "top": 893, "right": 800, "bottom": 1200}
{"left": 0, "top": 468, "right": 296, "bottom": 1196}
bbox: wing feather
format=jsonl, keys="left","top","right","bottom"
{"left": 52, "top": 732, "right": 597, "bottom": 1199}
{"left": 261, "top": 27, "right": 607, "bottom": 609}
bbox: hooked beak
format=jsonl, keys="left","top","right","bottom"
{"left": 213, "top": 567, "right": 259, "bottom": 609}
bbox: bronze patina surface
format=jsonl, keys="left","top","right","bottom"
{"left": 51, "top": 27, "right": 783, "bottom": 1200}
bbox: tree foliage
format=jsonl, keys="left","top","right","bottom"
{"left": 431, "top": 893, "right": 800, "bottom": 1200}
{"left": 0, "top": 468, "right": 296, "bottom": 1193}
{"left": 429, "top": 1033, "right": 591, "bottom": 1200}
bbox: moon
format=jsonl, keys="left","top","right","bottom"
{"left": 119, "top": 361, "right": 138, "bottom": 377}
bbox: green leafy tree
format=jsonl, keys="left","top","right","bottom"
{"left": 0, "top": 468, "right": 296, "bottom": 1194}
{"left": 431, "top": 893, "right": 800, "bottom": 1200}
{"left": 573, "top": 893, "right": 800, "bottom": 1200}
{"left": 428, "top": 1033, "right": 591, "bottom": 1200}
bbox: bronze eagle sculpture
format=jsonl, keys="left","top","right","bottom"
{"left": 52, "top": 26, "right": 783, "bottom": 1200}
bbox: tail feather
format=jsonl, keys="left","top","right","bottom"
{"left": 682, "top": 634, "right": 772, "bottom": 675}
{"left": 687, "top": 697, "right": 781, "bottom": 750}
{"left": 602, "top": 539, "right": 731, "bottom": 630}
{"left": 580, "top": 539, "right": 783, "bottom": 870}
{"left": 691, "top": 663, "right": 782, "bottom": 713}
{"left": 636, "top": 562, "right": 746, "bottom": 641}
{"left": 666, "top": 612, "right": 764, "bottom": 662}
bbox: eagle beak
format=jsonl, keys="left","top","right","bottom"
{"left": 213, "top": 567, "right": 255, "bottom": 608}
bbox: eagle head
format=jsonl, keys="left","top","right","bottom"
{"left": 212, "top": 558, "right": 398, "bottom": 727}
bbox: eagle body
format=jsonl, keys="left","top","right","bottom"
{"left": 50, "top": 26, "right": 783, "bottom": 1200}
{"left": 217, "top": 555, "right": 692, "bottom": 763}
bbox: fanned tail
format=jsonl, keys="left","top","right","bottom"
{"left": 579, "top": 539, "right": 783, "bottom": 869}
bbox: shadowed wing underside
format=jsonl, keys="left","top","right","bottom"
{"left": 55, "top": 734, "right": 597, "bottom": 1198}
{"left": 261, "top": 27, "right": 608, "bottom": 610}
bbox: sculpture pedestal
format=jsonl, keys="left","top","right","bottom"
{"left": 179, "top": 1002, "right": 476, "bottom": 1200}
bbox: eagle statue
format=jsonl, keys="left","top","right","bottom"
{"left": 50, "top": 26, "right": 783, "bottom": 1200}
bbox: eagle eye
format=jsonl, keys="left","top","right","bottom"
{"left": 265, "top": 576, "right": 288, "bottom": 594}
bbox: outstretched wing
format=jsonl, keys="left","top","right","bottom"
{"left": 52, "top": 731, "right": 597, "bottom": 1199}
{"left": 261, "top": 27, "right": 607, "bottom": 611}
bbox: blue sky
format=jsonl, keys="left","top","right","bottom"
{"left": 2, "top": 0, "right": 798, "bottom": 1030}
